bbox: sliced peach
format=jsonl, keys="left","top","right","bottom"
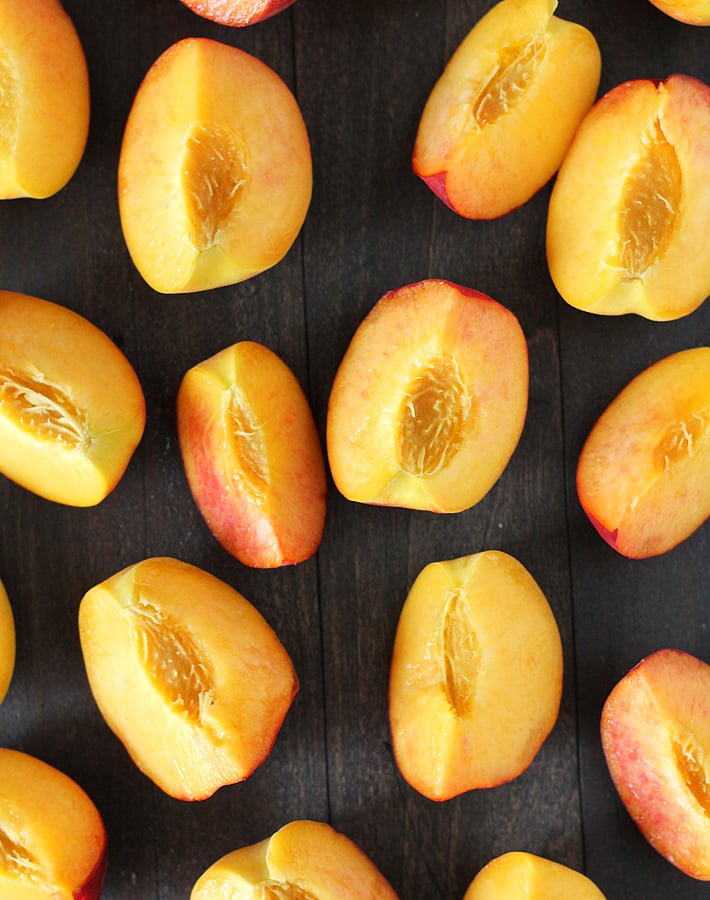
{"left": 0, "top": 291, "right": 145, "bottom": 507}
{"left": 177, "top": 0, "right": 297, "bottom": 27}
{"left": 326, "top": 279, "right": 528, "bottom": 513}
{"left": 577, "top": 346, "right": 710, "bottom": 558}
{"left": 0, "top": 0, "right": 89, "bottom": 199}
{"left": 177, "top": 341, "right": 326, "bottom": 568}
{"left": 78, "top": 557, "right": 298, "bottom": 800}
{"left": 463, "top": 851, "right": 606, "bottom": 899}
{"left": 602, "top": 648, "right": 710, "bottom": 880}
{"left": 412, "top": 0, "right": 601, "bottom": 219}
{"left": 389, "top": 550, "right": 563, "bottom": 801}
{"left": 547, "top": 74, "right": 710, "bottom": 321}
{"left": 190, "top": 820, "right": 398, "bottom": 899}
{"left": 118, "top": 37, "right": 312, "bottom": 294}
{"left": 0, "top": 578, "right": 14, "bottom": 706}
{"left": 647, "top": 0, "right": 710, "bottom": 24}
{"left": 0, "top": 747, "right": 106, "bottom": 899}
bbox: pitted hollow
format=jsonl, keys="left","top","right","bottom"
{"left": 471, "top": 35, "right": 547, "bottom": 129}
{"left": 224, "top": 386, "right": 269, "bottom": 496}
{"left": 616, "top": 120, "right": 681, "bottom": 279}
{"left": 653, "top": 408, "right": 708, "bottom": 472}
{"left": 182, "top": 123, "right": 248, "bottom": 251}
{"left": 0, "top": 826, "right": 56, "bottom": 893}
{"left": 129, "top": 595, "right": 215, "bottom": 725}
{"left": 397, "top": 355, "right": 472, "bottom": 477}
{"left": 437, "top": 588, "right": 480, "bottom": 719}
{"left": 0, "top": 47, "right": 19, "bottom": 161}
{"left": 674, "top": 731, "right": 710, "bottom": 816}
{"left": 0, "top": 366, "right": 89, "bottom": 449}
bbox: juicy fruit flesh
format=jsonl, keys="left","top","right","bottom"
{"left": 257, "top": 881, "right": 317, "bottom": 900}
{"left": 224, "top": 386, "right": 269, "bottom": 497}
{"left": 0, "top": 825, "right": 57, "bottom": 894}
{"left": 0, "top": 48, "right": 18, "bottom": 161}
{"left": 397, "top": 355, "right": 472, "bottom": 477}
{"left": 653, "top": 407, "right": 708, "bottom": 473}
{"left": 130, "top": 596, "right": 215, "bottom": 725}
{"left": 182, "top": 123, "right": 249, "bottom": 252}
{"left": 675, "top": 730, "right": 710, "bottom": 815}
{"left": 613, "top": 121, "right": 681, "bottom": 280}
{"left": 0, "top": 366, "right": 89, "bottom": 450}
{"left": 438, "top": 589, "right": 480, "bottom": 719}
{"left": 472, "top": 35, "right": 548, "bottom": 131}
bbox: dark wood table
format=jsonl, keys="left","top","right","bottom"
{"left": 0, "top": 0, "right": 708, "bottom": 897}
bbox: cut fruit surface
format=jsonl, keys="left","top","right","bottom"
{"left": 602, "top": 649, "right": 710, "bottom": 880}
{"left": 577, "top": 346, "right": 710, "bottom": 558}
{"left": 547, "top": 75, "right": 710, "bottom": 320}
{"left": 190, "top": 820, "right": 398, "bottom": 899}
{"left": 389, "top": 550, "right": 563, "bottom": 800}
{"left": 118, "top": 37, "right": 312, "bottom": 294}
{"left": 413, "top": 0, "right": 601, "bottom": 218}
{"left": 0, "top": 0, "right": 90, "bottom": 199}
{"left": 0, "top": 578, "right": 14, "bottom": 706}
{"left": 0, "top": 291, "right": 145, "bottom": 506}
{"left": 0, "top": 748, "right": 106, "bottom": 899}
{"left": 178, "top": 341, "right": 326, "bottom": 568}
{"left": 646, "top": 0, "right": 710, "bottom": 23}
{"left": 326, "top": 279, "right": 528, "bottom": 513}
{"left": 78, "top": 557, "right": 298, "bottom": 800}
{"left": 463, "top": 851, "right": 606, "bottom": 899}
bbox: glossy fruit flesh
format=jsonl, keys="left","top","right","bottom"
{"left": 577, "top": 346, "right": 710, "bottom": 557}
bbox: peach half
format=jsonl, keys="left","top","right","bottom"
{"left": 78, "top": 557, "right": 298, "bottom": 801}
{"left": 0, "top": 0, "right": 90, "bottom": 199}
{"left": 463, "top": 851, "right": 606, "bottom": 899}
{"left": 326, "top": 279, "right": 528, "bottom": 513}
{"left": 577, "top": 346, "right": 710, "bottom": 559}
{"left": 547, "top": 74, "right": 710, "bottom": 321}
{"left": 118, "top": 37, "right": 312, "bottom": 294}
{"left": 177, "top": 0, "right": 297, "bottom": 27}
{"left": 0, "top": 747, "right": 106, "bottom": 899}
{"left": 190, "top": 820, "right": 398, "bottom": 900}
{"left": 177, "top": 341, "right": 326, "bottom": 568}
{"left": 412, "top": 0, "right": 601, "bottom": 219}
{"left": 647, "top": 0, "right": 710, "bottom": 24}
{"left": 0, "top": 577, "right": 14, "bottom": 706}
{"left": 602, "top": 648, "right": 710, "bottom": 880}
{"left": 0, "top": 291, "right": 145, "bottom": 507}
{"left": 389, "top": 550, "right": 563, "bottom": 801}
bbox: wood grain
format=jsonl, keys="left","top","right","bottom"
{"left": 0, "top": 0, "right": 707, "bottom": 897}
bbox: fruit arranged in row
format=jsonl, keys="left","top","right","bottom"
{"left": 0, "top": 285, "right": 707, "bottom": 562}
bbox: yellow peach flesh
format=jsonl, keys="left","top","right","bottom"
{"left": 413, "top": 0, "right": 601, "bottom": 218}
{"left": 118, "top": 37, "right": 312, "bottom": 293}
{"left": 79, "top": 558, "right": 298, "bottom": 800}
{"left": 577, "top": 347, "right": 710, "bottom": 558}
{"left": 602, "top": 650, "right": 710, "bottom": 879}
{"left": 326, "top": 280, "right": 528, "bottom": 513}
{"left": 389, "top": 551, "right": 563, "bottom": 800}
{"left": 191, "top": 821, "right": 398, "bottom": 900}
{"left": 648, "top": 0, "right": 710, "bottom": 24}
{"left": 178, "top": 341, "right": 326, "bottom": 567}
{"left": 463, "top": 851, "right": 607, "bottom": 899}
{"left": 0, "top": 292, "right": 145, "bottom": 506}
{"left": 0, "top": 0, "right": 89, "bottom": 199}
{"left": 0, "top": 579, "right": 14, "bottom": 706}
{"left": 0, "top": 748, "right": 105, "bottom": 898}
{"left": 547, "top": 75, "right": 710, "bottom": 321}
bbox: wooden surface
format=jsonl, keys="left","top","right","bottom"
{"left": 0, "top": 0, "right": 708, "bottom": 897}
